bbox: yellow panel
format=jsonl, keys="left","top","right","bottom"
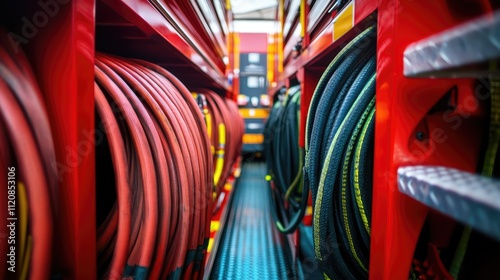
{"left": 306, "top": 205, "right": 313, "bottom": 216}
{"left": 234, "top": 33, "right": 240, "bottom": 67}
{"left": 278, "top": 0, "right": 284, "bottom": 73}
{"left": 333, "top": 1, "right": 354, "bottom": 41}
{"left": 210, "top": 220, "right": 220, "bottom": 233}
{"left": 267, "top": 33, "right": 275, "bottom": 85}
{"left": 207, "top": 238, "right": 214, "bottom": 253}
{"left": 300, "top": 0, "right": 306, "bottom": 38}
{"left": 243, "top": 134, "right": 264, "bottom": 144}
{"left": 239, "top": 108, "right": 269, "bottom": 119}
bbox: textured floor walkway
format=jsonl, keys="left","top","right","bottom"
{"left": 210, "top": 162, "right": 295, "bottom": 279}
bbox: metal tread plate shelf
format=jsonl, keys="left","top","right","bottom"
{"left": 398, "top": 165, "right": 500, "bottom": 241}
{"left": 404, "top": 11, "right": 500, "bottom": 78}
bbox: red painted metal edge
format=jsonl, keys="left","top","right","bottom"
{"left": 371, "top": 1, "right": 488, "bottom": 279}
{"left": 25, "top": 0, "right": 97, "bottom": 278}
{"left": 280, "top": 0, "right": 377, "bottom": 81}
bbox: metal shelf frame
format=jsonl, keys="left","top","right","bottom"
{"left": 1, "top": 0, "right": 235, "bottom": 278}
{"left": 97, "top": 0, "right": 231, "bottom": 94}
{"left": 271, "top": 1, "right": 498, "bottom": 279}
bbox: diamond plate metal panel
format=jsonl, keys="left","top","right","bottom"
{"left": 404, "top": 11, "right": 500, "bottom": 78}
{"left": 398, "top": 166, "right": 500, "bottom": 241}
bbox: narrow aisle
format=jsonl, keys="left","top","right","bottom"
{"left": 210, "top": 162, "right": 296, "bottom": 279}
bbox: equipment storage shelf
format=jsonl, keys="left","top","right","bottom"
{"left": 96, "top": 0, "right": 231, "bottom": 96}
{"left": 374, "top": 1, "right": 497, "bottom": 279}
{"left": 271, "top": 0, "right": 377, "bottom": 95}
{"left": 0, "top": 0, "right": 237, "bottom": 279}
{"left": 270, "top": 0, "right": 500, "bottom": 279}
{"left": 270, "top": 0, "right": 377, "bottom": 147}
{"left": 266, "top": 1, "right": 379, "bottom": 279}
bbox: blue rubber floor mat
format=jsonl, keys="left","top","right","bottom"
{"left": 210, "top": 162, "right": 296, "bottom": 279}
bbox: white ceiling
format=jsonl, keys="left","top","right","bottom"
{"left": 231, "top": 0, "right": 277, "bottom": 20}
{"left": 230, "top": 0, "right": 277, "bottom": 14}
{"left": 233, "top": 20, "right": 277, "bottom": 33}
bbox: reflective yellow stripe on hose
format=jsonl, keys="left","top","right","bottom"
{"left": 284, "top": 148, "right": 303, "bottom": 202}
{"left": 314, "top": 74, "right": 376, "bottom": 261}
{"left": 18, "top": 182, "right": 28, "bottom": 272}
{"left": 18, "top": 182, "right": 31, "bottom": 280}
{"left": 354, "top": 112, "right": 374, "bottom": 236}
{"left": 206, "top": 111, "right": 214, "bottom": 154}
{"left": 21, "top": 236, "right": 32, "bottom": 280}
{"left": 482, "top": 75, "right": 500, "bottom": 176}
{"left": 214, "top": 123, "right": 226, "bottom": 188}
{"left": 340, "top": 104, "right": 375, "bottom": 273}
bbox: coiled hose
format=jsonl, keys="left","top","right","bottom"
{"left": 201, "top": 91, "right": 244, "bottom": 199}
{"left": 304, "top": 25, "right": 377, "bottom": 279}
{"left": 94, "top": 53, "right": 213, "bottom": 280}
{"left": 265, "top": 86, "right": 309, "bottom": 234}
{"left": 0, "top": 30, "right": 57, "bottom": 280}
{"left": 0, "top": 33, "right": 241, "bottom": 280}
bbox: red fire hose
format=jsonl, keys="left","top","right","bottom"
{"left": 94, "top": 53, "right": 219, "bottom": 279}
{"left": 0, "top": 37, "right": 241, "bottom": 278}
{"left": 0, "top": 30, "right": 57, "bottom": 280}
{"left": 201, "top": 90, "right": 244, "bottom": 199}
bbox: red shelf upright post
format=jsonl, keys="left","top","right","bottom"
{"left": 371, "top": 1, "right": 488, "bottom": 279}
{"left": 297, "top": 67, "right": 321, "bottom": 149}
{"left": 25, "top": 0, "right": 96, "bottom": 278}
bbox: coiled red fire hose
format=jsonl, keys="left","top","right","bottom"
{"left": 0, "top": 40, "right": 241, "bottom": 279}
{"left": 94, "top": 53, "right": 222, "bottom": 279}
{"left": 0, "top": 30, "right": 57, "bottom": 280}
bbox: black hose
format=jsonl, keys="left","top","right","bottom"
{"left": 265, "top": 86, "right": 307, "bottom": 234}
{"left": 305, "top": 24, "right": 377, "bottom": 279}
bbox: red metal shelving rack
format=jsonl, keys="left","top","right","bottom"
{"left": 34, "top": 1, "right": 97, "bottom": 278}
{"left": 271, "top": 0, "right": 497, "bottom": 279}
{"left": 2, "top": 1, "right": 97, "bottom": 278}
{"left": 96, "top": 0, "right": 231, "bottom": 95}
{"left": 372, "top": 1, "right": 492, "bottom": 278}
{"left": 3, "top": 0, "right": 496, "bottom": 278}
{"left": 2, "top": 0, "right": 235, "bottom": 278}
{"left": 270, "top": 0, "right": 377, "bottom": 147}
